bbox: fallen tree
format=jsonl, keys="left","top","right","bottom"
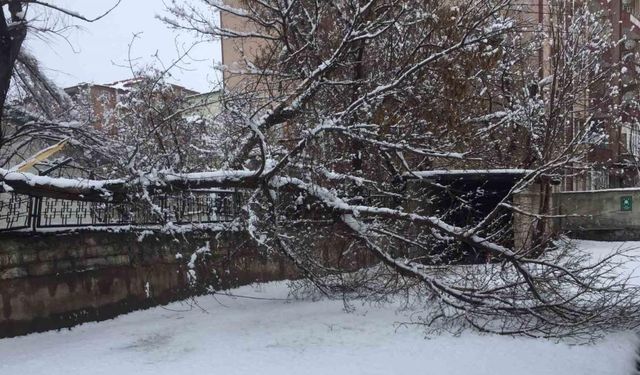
{"left": 2, "top": 0, "right": 639, "bottom": 339}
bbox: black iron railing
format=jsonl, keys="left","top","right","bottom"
{"left": 0, "top": 190, "right": 244, "bottom": 231}
{"left": 0, "top": 193, "right": 33, "bottom": 231}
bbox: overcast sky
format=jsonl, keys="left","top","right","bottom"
{"left": 25, "top": 0, "right": 221, "bottom": 93}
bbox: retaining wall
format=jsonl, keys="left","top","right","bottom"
{"left": 0, "top": 229, "right": 311, "bottom": 338}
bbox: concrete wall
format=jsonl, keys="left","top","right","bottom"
{"left": 0, "top": 230, "right": 292, "bottom": 338}
{"left": 514, "top": 187, "right": 640, "bottom": 242}
{"left": 512, "top": 182, "right": 562, "bottom": 251}
{"left": 0, "top": 224, "right": 370, "bottom": 338}
{"left": 512, "top": 189, "right": 542, "bottom": 250}
{"left": 556, "top": 188, "right": 640, "bottom": 240}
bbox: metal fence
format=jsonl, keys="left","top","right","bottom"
{"left": 0, "top": 190, "right": 244, "bottom": 232}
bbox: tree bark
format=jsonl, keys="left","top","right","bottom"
{"left": 0, "top": 2, "right": 27, "bottom": 126}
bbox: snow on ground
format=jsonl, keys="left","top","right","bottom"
{"left": 574, "top": 239, "right": 640, "bottom": 255}
{"left": 573, "top": 239, "right": 640, "bottom": 285}
{"left": 0, "top": 240, "right": 638, "bottom": 375}
{"left": 573, "top": 239, "right": 640, "bottom": 257}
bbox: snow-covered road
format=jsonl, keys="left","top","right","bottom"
{"left": 0, "top": 240, "right": 638, "bottom": 375}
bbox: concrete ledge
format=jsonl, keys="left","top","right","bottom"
{"left": 566, "top": 229, "right": 640, "bottom": 242}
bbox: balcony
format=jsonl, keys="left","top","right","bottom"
{"left": 623, "top": 0, "right": 640, "bottom": 29}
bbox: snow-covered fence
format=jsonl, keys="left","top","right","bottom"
{"left": 0, "top": 190, "right": 244, "bottom": 231}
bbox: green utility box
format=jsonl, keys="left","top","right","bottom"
{"left": 621, "top": 196, "right": 633, "bottom": 212}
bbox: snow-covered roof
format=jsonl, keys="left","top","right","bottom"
{"left": 64, "top": 79, "right": 201, "bottom": 96}
{"left": 406, "top": 169, "right": 534, "bottom": 179}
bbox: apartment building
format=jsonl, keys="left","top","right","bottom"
{"left": 64, "top": 79, "right": 203, "bottom": 129}
{"left": 576, "top": 0, "right": 640, "bottom": 190}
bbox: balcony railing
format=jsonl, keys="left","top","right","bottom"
{"left": 0, "top": 190, "right": 244, "bottom": 232}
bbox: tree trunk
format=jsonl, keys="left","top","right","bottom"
{"left": 0, "top": 3, "right": 27, "bottom": 126}
{"left": 533, "top": 177, "right": 553, "bottom": 254}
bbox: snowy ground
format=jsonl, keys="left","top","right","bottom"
{"left": 0, "top": 240, "right": 639, "bottom": 375}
